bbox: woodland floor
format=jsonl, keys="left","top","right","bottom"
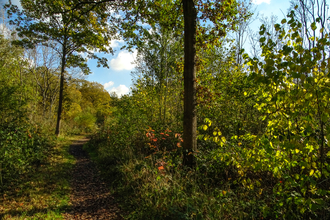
{"left": 62, "top": 138, "right": 122, "bottom": 220}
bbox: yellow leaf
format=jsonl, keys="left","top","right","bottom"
{"left": 276, "top": 150, "right": 280, "bottom": 157}
{"left": 312, "top": 162, "right": 317, "bottom": 168}
{"left": 310, "top": 169, "right": 314, "bottom": 176}
{"left": 203, "top": 125, "right": 208, "bottom": 131}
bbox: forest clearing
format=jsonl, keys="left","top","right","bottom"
{"left": 1, "top": 0, "right": 330, "bottom": 219}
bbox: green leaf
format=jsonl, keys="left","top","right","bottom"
{"left": 327, "top": 151, "right": 330, "bottom": 157}
{"left": 274, "top": 24, "right": 281, "bottom": 31}
{"left": 311, "top": 22, "right": 317, "bottom": 31}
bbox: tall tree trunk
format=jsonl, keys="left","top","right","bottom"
{"left": 55, "top": 45, "right": 66, "bottom": 136}
{"left": 183, "top": 0, "right": 197, "bottom": 168}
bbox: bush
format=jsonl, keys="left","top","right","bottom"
{"left": 0, "top": 119, "right": 53, "bottom": 190}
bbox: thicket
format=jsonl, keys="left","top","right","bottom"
{"left": 0, "top": 28, "right": 111, "bottom": 192}
{"left": 85, "top": 6, "right": 330, "bottom": 220}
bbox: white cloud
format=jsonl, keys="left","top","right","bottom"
{"left": 109, "top": 50, "right": 137, "bottom": 71}
{"left": 24, "top": 57, "right": 36, "bottom": 68}
{"left": 109, "top": 85, "right": 129, "bottom": 97}
{"left": 109, "top": 38, "right": 124, "bottom": 48}
{"left": 252, "top": 0, "right": 271, "bottom": 4}
{"left": 0, "top": 23, "right": 10, "bottom": 38}
{"left": 109, "top": 9, "right": 121, "bottom": 18}
{"left": 137, "top": 21, "right": 151, "bottom": 27}
{"left": 103, "top": 81, "right": 114, "bottom": 89}
{"left": 4, "top": 0, "right": 22, "bottom": 9}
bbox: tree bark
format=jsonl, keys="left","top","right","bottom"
{"left": 55, "top": 45, "right": 66, "bottom": 136}
{"left": 183, "top": 0, "right": 197, "bottom": 168}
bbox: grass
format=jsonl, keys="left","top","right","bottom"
{"left": 0, "top": 135, "right": 85, "bottom": 219}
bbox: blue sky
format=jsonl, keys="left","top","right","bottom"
{"left": 3, "top": 0, "right": 293, "bottom": 97}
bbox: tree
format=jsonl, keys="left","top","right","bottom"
{"left": 131, "top": 20, "right": 184, "bottom": 130}
{"left": 232, "top": 0, "right": 255, "bottom": 64}
{"left": 181, "top": 0, "right": 243, "bottom": 167}
{"left": 0, "top": 33, "right": 28, "bottom": 125}
{"left": 26, "top": 44, "right": 61, "bottom": 117}
{"left": 74, "top": 79, "right": 112, "bottom": 121}
{"left": 289, "top": 0, "right": 330, "bottom": 51}
{"left": 113, "top": 0, "right": 244, "bottom": 167}
{"left": 246, "top": 9, "right": 330, "bottom": 175}
{"left": 13, "top": 0, "right": 246, "bottom": 165}
{"left": 6, "top": 0, "right": 117, "bottom": 136}
{"left": 182, "top": 0, "right": 197, "bottom": 167}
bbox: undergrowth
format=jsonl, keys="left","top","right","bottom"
{"left": 85, "top": 123, "right": 330, "bottom": 220}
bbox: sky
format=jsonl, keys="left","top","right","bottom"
{"left": 2, "top": 0, "right": 293, "bottom": 97}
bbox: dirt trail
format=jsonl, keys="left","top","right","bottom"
{"left": 63, "top": 138, "right": 122, "bottom": 220}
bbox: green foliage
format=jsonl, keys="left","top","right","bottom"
{"left": 6, "top": 0, "right": 116, "bottom": 72}
{"left": 85, "top": 8, "right": 330, "bottom": 220}
{"left": 2, "top": 0, "right": 330, "bottom": 218}
{"left": 241, "top": 10, "right": 330, "bottom": 218}
{"left": 0, "top": 8, "right": 112, "bottom": 219}
{"left": 74, "top": 112, "right": 97, "bottom": 133}
{"left": 5, "top": 0, "right": 118, "bottom": 135}
{"left": 0, "top": 118, "right": 53, "bottom": 188}
{"left": 61, "top": 78, "right": 112, "bottom": 134}
{"left": 0, "top": 33, "right": 53, "bottom": 189}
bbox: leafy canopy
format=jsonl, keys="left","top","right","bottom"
{"left": 6, "top": 0, "right": 118, "bottom": 74}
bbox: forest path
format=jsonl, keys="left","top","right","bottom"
{"left": 63, "top": 138, "right": 122, "bottom": 220}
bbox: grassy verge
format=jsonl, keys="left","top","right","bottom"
{"left": 0, "top": 135, "right": 83, "bottom": 219}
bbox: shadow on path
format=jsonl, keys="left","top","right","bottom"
{"left": 63, "top": 138, "right": 122, "bottom": 220}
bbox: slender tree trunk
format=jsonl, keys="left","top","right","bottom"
{"left": 164, "top": 37, "right": 168, "bottom": 126}
{"left": 183, "top": 0, "right": 197, "bottom": 168}
{"left": 49, "top": 101, "right": 53, "bottom": 118}
{"left": 164, "top": 68, "right": 167, "bottom": 126}
{"left": 159, "top": 40, "right": 164, "bottom": 126}
{"left": 55, "top": 45, "right": 66, "bottom": 136}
